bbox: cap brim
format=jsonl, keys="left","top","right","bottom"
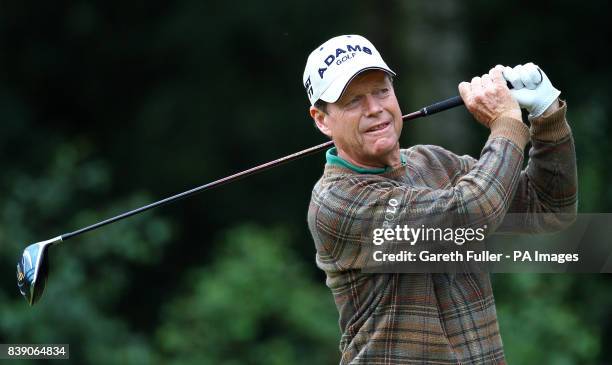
{"left": 319, "top": 62, "right": 396, "bottom": 104}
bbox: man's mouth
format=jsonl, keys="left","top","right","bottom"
{"left": 365, "top": 121, "right": 391, "bottom": 133}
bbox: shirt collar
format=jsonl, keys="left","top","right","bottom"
{"left": 325, "top": 147, "right": 406, "bottom": 174}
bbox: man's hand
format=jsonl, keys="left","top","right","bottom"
{"left": 458, "top": 65, "right": 521, "bottom": 128}
{"left": 503, "top": 62, "right": 561, "bottom": 119}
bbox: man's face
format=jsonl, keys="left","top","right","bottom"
{"left": 311, "top": 70, "right": 403, "bottom": 168}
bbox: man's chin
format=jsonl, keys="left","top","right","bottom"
{"left": 366, "top": 143, "right": 400, "bottom": 166}
{"left": 369, "top": 139, "right": 399, "bottom": 155}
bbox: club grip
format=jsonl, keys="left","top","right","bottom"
{"left": 419, "top": 80, "right": 514, "bottom": 116}
{"left": 420, "top": 96, "right": 464, "bottom": 116}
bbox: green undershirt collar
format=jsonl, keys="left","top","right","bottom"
{"left": 326, "top": 147, "right": 406, "bottom": 174}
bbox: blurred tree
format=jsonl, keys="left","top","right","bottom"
{"left": 156, "top": 224, "right": 339, "bottom": 365}
{"left": 493, "top": 274, "right": 612, "bottom": 364}
{"left": 0, "top": 142, "right": 172, "bottom": 364}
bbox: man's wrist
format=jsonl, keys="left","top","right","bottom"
{"left": 529, "top": 99, "right": 570, "bottom": 142}
{"left": 540, "top": 98, "right": 561, "bottom": 118}
{"left": 489, "top": 116, "right": 530, "bottom": 149}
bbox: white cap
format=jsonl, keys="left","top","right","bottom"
{"left": 303, "top": 34, "right": 396, "bottom": 106}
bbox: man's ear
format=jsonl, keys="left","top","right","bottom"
{"left": 310, "top": 106, "right": 332, "bottom": 138}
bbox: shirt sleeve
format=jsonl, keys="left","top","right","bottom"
{"left": 456, "top": 100, "right": 578, "bottom": 233}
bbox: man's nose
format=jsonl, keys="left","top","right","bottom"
{"left": 364, "top": 94, "right": 383, "bottom": 117}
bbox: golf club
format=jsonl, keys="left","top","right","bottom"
{"left": 16, "top": 95, "right": 467, "bottom": 306}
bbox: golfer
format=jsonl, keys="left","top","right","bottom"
{"left": 304, "top": 34, "right": 577, "bottom": 364}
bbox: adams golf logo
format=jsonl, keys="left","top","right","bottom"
{"left": 304, "top": 43, "right": 373, "bottom": 98}
{"left": 316, "top": 44, "right": 373, "bottom": 79}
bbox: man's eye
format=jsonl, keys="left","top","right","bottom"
{"left": 375, "top": 88, "right": 390, "bottom": 96}
{"left": 345, "top": 96, "right": 361, "bottom": 107}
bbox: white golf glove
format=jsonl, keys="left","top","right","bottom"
{"left": 503, "top": 62, "right": 560, "bottom": 119}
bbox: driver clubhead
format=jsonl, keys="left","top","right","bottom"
{"left": 17, "top": 236, "right": 62, "bottom": 306}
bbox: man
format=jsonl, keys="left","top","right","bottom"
{"left": 304, "top": 34, "right": 577, "bottom": 364}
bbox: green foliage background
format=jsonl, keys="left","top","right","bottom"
{"left": 1, "top": 1, "right": 610, "bottom": 363}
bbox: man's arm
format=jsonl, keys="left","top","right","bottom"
{"left": 498, "top": 98, "right": 578, "bottom": 232}
{"left": 458, "top": 63, "right": 578, "bottom": 233}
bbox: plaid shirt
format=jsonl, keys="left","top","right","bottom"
{"left": 307, "top": 102, "right": 577, "bottom": 364}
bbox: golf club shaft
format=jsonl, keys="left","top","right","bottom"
{"left": 60, "top": 95, "right": 465, "bottom": 241}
